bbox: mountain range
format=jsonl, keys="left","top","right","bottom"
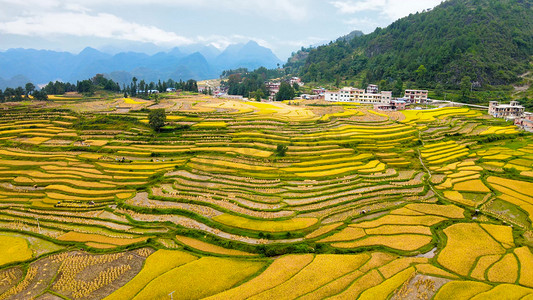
{"left": 0, "top": 41, "right": 282, "bottom": 88}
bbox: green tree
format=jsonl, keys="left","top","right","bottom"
{"left": 25, "top": 83, "right": 35, "bottom": 98}
{"left": 148, "top": 109, "right": 166, "bottom": 132}
{"left": 460, "top": 76, "right": 471, "bottom": 100}
{"left": 276, "top": 144, "right": 288, "bottom": 157}
{"left": 435, "top": 83, "right": 444, "bottom": 98}
{"left": 415, "top": 65, "right": 427, "bottom": 85}
{"left": 253, "top": 89, "right": 264, "bottom": 101}
{"left": 293, "top": 82, "right": 300, "bottom": 92}
{"left": 132, "top": 77, "right": 138, "bottom": 97}
{"left": 275, "top": 82, "right": 295, "bottom": 101}
{"left": 33, "top": 90, "right": 48, "bottom": 101}
{"left": 14, "top": 87, "right": 24, "bottom": 101}
{"left": 393, "top": 79, "right": 403, "bottom": 97}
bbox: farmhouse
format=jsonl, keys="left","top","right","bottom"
{"left": 515, "top": 114, "right": 533, "bottom": 132}
{"left": 489, "top": 101, "right": 525, "bottom": 120}
{"left": 404, "top": 89, "right": 428, "bottom": 103}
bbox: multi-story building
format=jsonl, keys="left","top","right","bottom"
{"left": 325, "top": 87, "right": 392, "bottom": 104}
{"left": 366, "top": 84, "right": 379, "bottom": 94}
{"left": 404, "top": 90, "right": 428, "bottom": 103}
{"left": 266, "top": 82, "right": 281, "bottom": 97}
{"left": 489, "top": 101, "right": 525, "bottom": 119}
{"left": 515, "top": 114, "right": 533, "bottom": 132}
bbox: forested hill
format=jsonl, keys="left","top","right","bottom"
{"left": 286, "top": 0, "right": 532, "bottom": 90}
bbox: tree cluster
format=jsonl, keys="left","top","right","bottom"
{"left": 126, "top": 78, "right": 198, "bottom": 98}
{"left": 222, "top": 67, "right": 285, "bottom": 100}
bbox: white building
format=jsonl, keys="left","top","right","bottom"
{"left": 404, "top": 90, "right": 428, "bottom": 103}
{"left": 489, "top": 101, "right": 525, "bottom": 120}
{"left": 325, "top": 87, "right": 392, "bottom": 104}
{"left": 366, "top": 84, "right": 379, "bottom": 94}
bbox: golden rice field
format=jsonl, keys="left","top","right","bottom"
{"left": 0, "top": 97, "right": 531, "bottom": 299}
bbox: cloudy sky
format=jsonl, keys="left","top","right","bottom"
{"left": 0, "top": 0, "right": 443, "bottom": 59}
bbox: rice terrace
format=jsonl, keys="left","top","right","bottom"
{"left": 0, "top": 89, "right": 530, "bottom": 300}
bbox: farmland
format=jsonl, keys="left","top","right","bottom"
{"left": 0, "top": 94, "right": 532, "bottom": 299}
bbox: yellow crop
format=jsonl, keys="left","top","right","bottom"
{"left": 294, "top": 160, "right": 381, "bottom": 177}
{"left": 514, "top": 247, "right": 533, "bottom": 288}
{"left": 480, "top": 126, "right": 518, "bottom": 135}
{"left": 299, "top": 269, "right": 365, "bottom": 300}
{"left": 352, "top": 214, "right": 446, "bottom": 228}
{"left": 329, "top": 269, "right": 383, "bottom": 300}
{"left": 415, "top": 264, "right": 458, "bottom": 279}
{"left": 359, "top": 252, "right": 396, "bottom": 273}
{"left": 358, "top": 267, "right": 415, "bottom": 300}
{"left": 453, "top": 179, "right": 491, "bottom": 192}
{"left": 488, "top": 176, "right": 533, "bottom": 196}
{"left": 133, "top": 257, "right": 265, "bottom": 300}
{"left": 480, "top": 224, "right": 514, "bottom": 248}
{"left": 437, "top": 223, "right": 505, "bottom": 276}
{"left": 434, "top": 281, "right": 492, "bottom": 300}
{"left": 282, "top": 161, "right": 364, "bottom": 173}
{"left": 18, "top": 177, "right": 115, "bottom": 189}
{"left": 190, "top": 158, "right": 274, "bottom": 171}
{"left": 97, "top": 162, "right": 178, "bottom": 170}
{"left": 205, "top": 254, "right": 314, "bottom": 300}
{"left": 332, "top": 234, "right": 433, "bottom": 251}
{"left": 470, "top": 284, "right": 533, "bottom": 300}
{"left": 248, "top": 254, "right": 370, "bottom": 300}
{"left": 213, "top": 214, "right": 317, "bottom": 232}
{"left": 318, "top": 227, "right": 366, "bottom": 243}
{"left": 57, "top": 231, "right": 147, "bottom": 246}
{"left": 378, "top": 257, "right": 428, "bottom": 279}
{"left": 443, "top": 191, "right": 475, "bottom": 206}
{"left": 403, "top": 203, "right": 465, "bottom": 219}
{"left": 427, "top": 151, "right": 470, "bottom": 165}
{"left": 175, "top": 235, "right": 256, "bottom": 256}
{"left": 305, "top": 223, "right": 343, "bottom": 239}
{"left": 123, "top": 98, "right": 145, "bottom": 104}
{"left": 470, "top": 254, "right": 501, "bottom": 280}
{"left": 0, "top": 236, "right": 33, "bottom": 266}
{"left": 45, "top": 185, "right": 131, "bottom": 196}
{"left": 486, "top": 253, "right": 518, "bottom": 283}
{"left": 365, "top": 225, "right": 432, "bottom": 236}
{"left": 104, "top": 250, "right": 198, "bottom": 300}
{"left": 193, "top": 121, "right": 228, "bottom": 128}
{"left": 46, "top": 192, "right": 115, "bottom": 201}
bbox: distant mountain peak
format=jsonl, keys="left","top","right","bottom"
{"left": 0, "top": 41, "right": 283, "bottom": 87}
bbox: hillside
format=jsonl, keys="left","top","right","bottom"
{"left": 0, "top": 95, "right": 532, "bottom": 298}
{"left": 287, "top": 0, "right": 532, "bottom": 90}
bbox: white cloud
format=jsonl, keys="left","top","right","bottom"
{"left": 0, "top": 12, "right": 193, "bottom": 45}
{"left": 330, "top": 0, "right": 385, "bottom": 14}
{"left": 330, "top": 0, "right": 441, "bottom": 20}
{"left": 1, "top": 0, "right": 310, "bottom": 22}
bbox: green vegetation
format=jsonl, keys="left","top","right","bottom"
{"left": 286, "top": 0, "right": 532, "bottom": 104}
{"left": 148, "top": 109, "right": 166, "bottom": 132}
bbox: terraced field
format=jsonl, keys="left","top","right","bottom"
{"left": 0, "top": 97, "right": 531, "bottom": 299}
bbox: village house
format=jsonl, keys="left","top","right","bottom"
{"left": 515, "top": 113, "right": 533, "bottom": 132}
{"left": 266, "top": 82, "right": 281, "bottom": 97}
{"left": 489, "top": 101, "right": 525, "bottom": 120}
{"left": 404, "top": 90, "right": 428, "bottom": 103}
{"left": 290, "top": 77, "right": 304, "bottom": 87}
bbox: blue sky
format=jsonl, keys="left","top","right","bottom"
{"left": 0, "top": 0, "right": 443, "bottom": 60}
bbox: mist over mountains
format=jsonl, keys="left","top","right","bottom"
{"left": 0, "top": 41, "right": 282, "bottom": 89}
